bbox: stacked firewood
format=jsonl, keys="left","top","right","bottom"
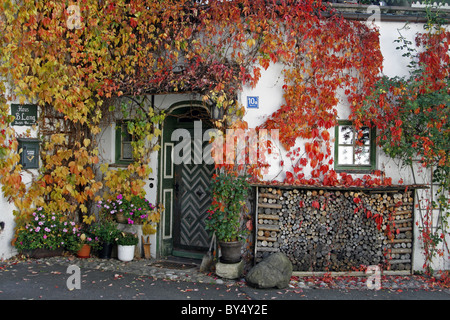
{"left": 255, "top": 187, "right": 414, "bottom": 272}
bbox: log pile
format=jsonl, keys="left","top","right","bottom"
{"left": 255, "top": 186, "right": 414, "bottom": 272}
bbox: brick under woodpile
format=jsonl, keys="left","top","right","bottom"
{"left": 255, "top": 186, "right": 414, "bottom": 272}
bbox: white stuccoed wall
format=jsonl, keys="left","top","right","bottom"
{"left": 0, "top": 194, "right": 18, "bottom": 260}
{"left": 0, "top": 101, "right": 39, "bottom": 260}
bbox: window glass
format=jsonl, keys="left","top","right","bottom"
{"left": 335, "top": 121, "right": 375, "bottom": 171}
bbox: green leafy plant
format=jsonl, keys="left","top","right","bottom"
{"left": 64, "top": 228, "right": 101, "bottom": 253}
{"left": 117, "top": 232, "right": 139, "bottom": 246}
{"left": 205, "top": 171, "right": 250, "bottom": 242}
{"left": 14, "top": 207, "right": 73, "bottom": 252}
{"left": 97, "top": 194, "right": 158, "bottom": 225}
{"left": 89, "top": 219, "right": 121, "bottom": 245}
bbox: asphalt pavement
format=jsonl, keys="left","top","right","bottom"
{"left": 0, "top": 258, "right": 449, "bottom": 319}
{"left": 0, "top": 261, "right": 449, "bottom": 300}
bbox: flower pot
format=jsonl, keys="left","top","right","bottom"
{"left": 118, "top": 245, "right": 135, "bottom": 262}
{"left": 98, "top": 242, "right": 114, "bottom": 259}
{"left": 77, "top": 244, "right": 91, "bottom": 258}
{"left": 117, "top": 223, "right": 144, "bottom": 257}
{"left": 219, "top": 241, "right": 242, "bottom": 264}
{"left": 116, "top": 212, "right": 126, "bottom": 224}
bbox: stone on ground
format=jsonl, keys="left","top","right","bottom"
{"left": 215, "top": 260, "right": 244, "bottom": 279}
{"left": 246, "top": 252, "right": 292, "bottom": 289}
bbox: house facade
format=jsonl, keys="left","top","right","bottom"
{"left": 0, "top": 2, "right": 449, "bottom": 273}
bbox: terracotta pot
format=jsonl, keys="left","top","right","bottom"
{"left": 77, "top": 244, "right": 91, "bottom": 258}
{"left": 219, "top": 241, "right": 242, "bottom": 264}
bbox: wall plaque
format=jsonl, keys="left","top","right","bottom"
{"left": 11, "top": 104, "right": 37, "bottom": 126}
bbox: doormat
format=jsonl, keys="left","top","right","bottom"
{"left": 150, "top": 260, "right": 198, "bottom": 270}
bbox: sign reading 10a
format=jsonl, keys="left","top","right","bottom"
{"left": 247, "top": 96, "right": 259, "bottom": 109}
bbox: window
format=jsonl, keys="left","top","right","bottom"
{"left": 115, "top": 121, "right": 134, "bottom": 164}
{"left": 334, "top": 120, "right": 376, "bottom": 172}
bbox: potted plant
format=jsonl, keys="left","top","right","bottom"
{"left": 97, "top": 194, "right": 158, "bottom": 225}
{"left": 117, "top": 232, "right": 138, "bottom": 261}
{"left": 90, "top": 219, "right": 121, "bottom": 259}
{"left": 205, "top": 171, "right": 250, "bottom": 264}
{"left": 14, "top": 207, "right": 68, "bottom": 258}
{"left": 141, "top": 203, "right": 162, "bottom": 259}
{"left": 74, "top": 231, "right": 101, "bottom": 258}
{"left": 62, "top": 218, "right": 100, "bottom": 259}
{"left": 97, "top": 195, "right": 127, "bottom": 224}
{"left": 75, "top": 233, "right": 93, "bottom": 258}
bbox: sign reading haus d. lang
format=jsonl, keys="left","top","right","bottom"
{"left": 11, "top": 104, "right": 37, "bottom": 126}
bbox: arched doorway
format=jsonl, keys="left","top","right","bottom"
{"left": 158, "top": 101, "right": 215, "bottom": 259}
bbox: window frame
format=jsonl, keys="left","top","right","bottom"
{"left": 115, "top": 120, "right": 135, "bottom": 165}
{"left": 334, "top": 120, "right": 376, "bottom": 173}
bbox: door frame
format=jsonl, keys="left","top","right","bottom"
{"left": 157, "top": 100, "right": 213, "bottom": 259}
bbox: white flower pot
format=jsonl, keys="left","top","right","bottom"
{"left": 117, "top": 224, "right": 144, "bottom": 257}
{"left": 117, "top": 245, "right": 135, "bottom": 262}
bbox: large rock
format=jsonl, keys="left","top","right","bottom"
{"left": 246, "top": 252, "right": 293, "bottom": 289}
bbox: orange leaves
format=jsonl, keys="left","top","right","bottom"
{"left": 129, "top": 18, "right": 138, "bottom": 28}
{"left": 321, "top": 130, "right": 330, "bottom": 141}
{"left": 260, "top": 7, "right": 381, "bottom": 156}
{"left": 0, "top": 0, "right": 389, "bottom": 230}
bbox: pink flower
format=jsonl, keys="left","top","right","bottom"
{"left": 43, "top": 235, "right": 47, "bottom": 239}
{"left": 117, "top": 194, "right": 123, "bottom": 200}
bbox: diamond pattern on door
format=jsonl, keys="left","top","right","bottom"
{"left": 176, "top": 163, "right": 215, "bottom": 250}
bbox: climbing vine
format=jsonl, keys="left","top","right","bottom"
{"left": 254, "top": 3, "right": 384, "bottom": 186}
{"left": 355, "top": 9, "right": 450, "bottom": 273}
{"left": 0, "top": 0, "right": 405, "bottom": 253}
